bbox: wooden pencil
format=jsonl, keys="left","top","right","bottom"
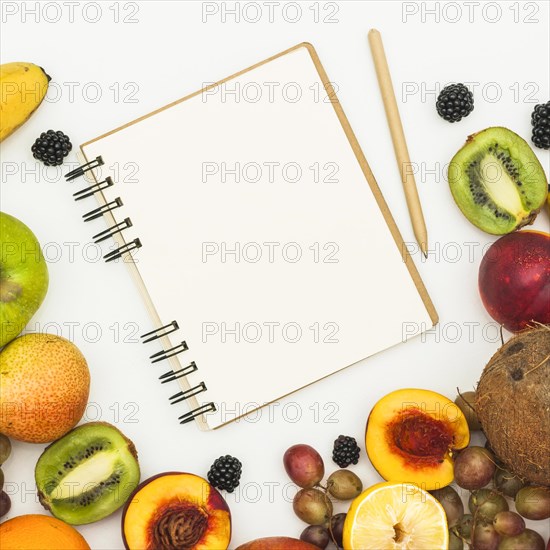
{"left": 368, "top": 28, "right": 428, "bottom": 258}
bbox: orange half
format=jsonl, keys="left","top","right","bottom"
{"left": 343, "top": 481, "right": 448, "bottom": 550}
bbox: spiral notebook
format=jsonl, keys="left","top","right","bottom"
{"left": 65, "top": 43, "right": 437, "bottom": 430}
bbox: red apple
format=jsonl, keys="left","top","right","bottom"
{"left": 479, "top": 231, "right": 550, "bottom": 332}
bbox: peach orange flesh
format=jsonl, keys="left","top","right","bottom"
{"left": 387, "top": 409, "right": 454, "bottom": 468}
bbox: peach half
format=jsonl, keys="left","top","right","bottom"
{"left": 236, "top": 537, "right": 319, "bottom": 549}
{"left": 366, "top": 388, "right": 470, "bottom": 490}
{"left": 122, "top": 472, "right": 231, "bottom": 550}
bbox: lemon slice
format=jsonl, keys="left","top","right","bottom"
{"left": 343, "top": 481, "right": 448, "bottom": 550}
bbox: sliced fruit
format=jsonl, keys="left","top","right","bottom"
{"left": 35, "top": 422, "right": 140, "bottom": 525}
{"left": 343, "top": 481, "right": 449, "bottom": 550}
{"left": 0, "top": 514, "right": 90, "bottom": 549}
{"left": 122, "top": 472, "right": 231, "bottom": 550}
{"left": 236, "top": 538, "right": 318, "bottom": 550}
{"left": 366, "top": 388, "right": 470, "bottom": 490}
{"left": 448, "top": 127, "right": 548, "bottom": 234}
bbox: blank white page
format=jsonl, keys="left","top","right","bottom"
{"left": 81, "top": 43, "right": 436, "bottom": 429}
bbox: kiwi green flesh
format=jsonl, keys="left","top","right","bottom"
{"left": 35, "top": 422, "right": 140, "bottom": 525}
{"left": 449, "top": 127, "right": 548, "bottom": 234}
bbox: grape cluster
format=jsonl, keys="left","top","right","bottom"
{"left": 283, "top": 438, "right": 363, "bottom": 549}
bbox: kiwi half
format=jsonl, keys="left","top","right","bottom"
{"left": 35, "top": 422, "right": 140, "bottom": 525}
{"left": 448, "top": 127, "right": 548, "bottom": 234}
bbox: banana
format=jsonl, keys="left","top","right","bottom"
{"left": 0, "top": 62, "right": 50, "bottom": 142}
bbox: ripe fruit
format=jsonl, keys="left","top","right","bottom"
{"left": 326, "top": 469, "right": 362, "bottom": 500}
{"left": 365, "top": 388, "right": 470, "bottom": 490}
{"left": 31, "top": 129, "right": 72, "bottom": 166}
{"left": 449, "top": 530, "right": 464, "bottom": 550}
{"left": 293, "top": 488, "right": 332, "bottom": 525}
{"left": 531, "top": 102, "right": 550, "bottom": 150}
{"left": 436, "top": 83, "right": 474, "bottom": 123}
{"left": 329, "top": 513, "right": 346, "bottom": 547}
{"left": 468, "top": 489, "right": 508, "bottom": 521}
{"left": 0, "top": 490, "right": 11, "bottom": 517}
{"left": 478, "top": 231, "right": 550, "bottom": 331}
{"left": 472, "top": 522, "right": 500, "bottom": 550}
{"left": 0, "top": 514, "right": 90, "bottom": 549}
{"left": 454, "top": 447, "right": 496, "bottom": 490}
{"left": 0, "top": 212, "right": 49, "bottom": 347}
{"left": 122, "top": 472, "right": 231, "bottom": 550}
{"left": 0, "top": 63, "right": 50, "bottom": 142}
{"left": 35, "top": 422, "right": 140, "bottom": 525}
{"left": 284, "top": 444, "right": 324, "bottom": 489}
{"left": 0, "top": 333, "right": 90, "bottom": 443}
{"left": 0, "top": 433, "right": 11, "bottom": 463}
{"left": 515, "top": 486, "right": 550, "bottom": 520}
{"left": 476, "top": 326, "right": 550, "bottom": 485}
{"left": 431, "top": 486, "right": 464, "bottom": 527}
{"left": 494, "top": 467, "right": 526, "bottom": 498}
{"left": 300, "top": 525, "right": 330, "bottom": 549}
{"left": 498, "top": 529, "right": 546, "bottom": 550}
{"left": 207, "top": 454, "right": 242, "bottom": 492}
{"left": 236, "top": 538, "right": 318, "bottom": 550}
{"left": 454, "top": 391, "right": 481, "bottom": 431}
{"left": 453, "top": 514, "right": 474, "bottom": 543}
{"left": 493, "top": 511, "right": 525, "bottom": 537}
{"left": 332, "top": 435, "right": 360, "bottom": 468}
{"left": 343, "top": 481, "right": 449, "bottom": 549}
{"left": 448, "top": 127, "right": 547, "bottom": 234}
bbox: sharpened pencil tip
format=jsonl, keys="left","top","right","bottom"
{"left": 420, "top": 242, "right": 428, "bottom": 259}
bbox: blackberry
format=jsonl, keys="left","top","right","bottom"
{"left": 531, "top": 102, "right": 550, "bottom": 150}
{"left": 436, "top": 84, "right": 474, "bottom": 123}
{"left": 332, "top": 435, "right": 360, "bottom": 468}
{"left": 31, "top": 130, "right": 72, "bottom": 166}
{"left": 207, "top": 455, "right": 242, "bottom": 492}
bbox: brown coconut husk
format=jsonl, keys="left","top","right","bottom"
{"left": 476, "top": 325, "right": 550, "bottom": 486}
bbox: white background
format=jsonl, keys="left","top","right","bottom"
{"left": 1, "top": 1, "right": 549, "bottom": 548}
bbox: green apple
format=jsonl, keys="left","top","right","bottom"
{"left": 0, "top": 212, "right": 49, "bottom": 347}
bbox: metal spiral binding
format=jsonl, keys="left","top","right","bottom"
{"left": 141, "top": 324, "right": 216, "bottom": 424}
{"left": 179, "top": 403, "right": 217, "bottom": 425}
{"left": 65, "top": 160, "right": 140, "bottom": 263}
{"left": 93, "top": 218, "right": 133, "bottom": 244}
{"left": 104, "top": 238, "right": 142, "bottom": 263}
{"left": 65, "top": 156, "right": 104, "bottom": 181}
{"left": 149, "top": 341, "right": 188, "bottom": 364}
{"left": 141, "top": 321, "right": 179, "bottom": 343}
{"left": 74, "top": 177, "right": 114, "bottom": 201}
{"left": 83, "top": 198, "right": 123, "bottom": 222}
{"left": 169, "top": 382, "right": 207, "bottom": 405}
{"left": 66, "top": 158, "right": 215, "bottom": 425}
{"left": 159, "top": 361, "right": 197, "bottom": 384}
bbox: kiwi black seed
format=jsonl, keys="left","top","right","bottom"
{"left": 448, "top": 127, "right": 548, "bottom": 234}
{"left": 35, "top": 422, "right": 140, "bottom": 525}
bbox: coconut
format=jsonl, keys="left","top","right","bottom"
{"left": 476, "top": 325, "right": 550, "bottom": 486}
